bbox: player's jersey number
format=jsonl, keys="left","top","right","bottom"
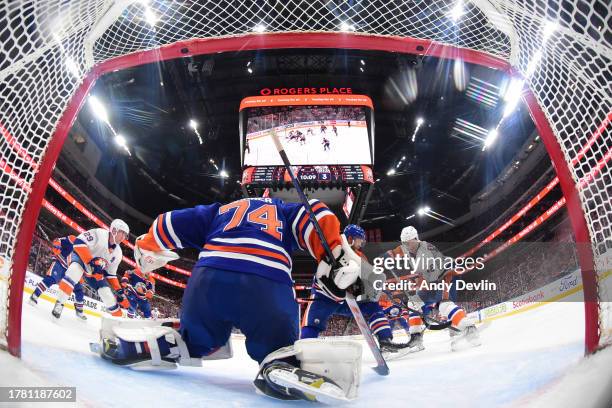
{"left": 219, "top": 200, "right": 283, "bottom": 240}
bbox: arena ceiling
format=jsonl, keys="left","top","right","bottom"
{"left": 64, "top": 47, "right": 539, "bottom": 239}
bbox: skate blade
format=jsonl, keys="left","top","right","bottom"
{"left": 382, "top": 345, "right": 425, "bottom": 361}
{"left": 450, "top": 337, "right": 482, "bottom": 352}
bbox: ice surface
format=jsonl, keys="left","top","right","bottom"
{"left": 2, "top": 291, "right": 610, "bottom": 407}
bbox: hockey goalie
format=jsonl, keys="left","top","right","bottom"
{"left": 91, "top": 197, "right": 364, "bottom": 403}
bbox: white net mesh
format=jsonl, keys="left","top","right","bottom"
{"left": 0, "top": 0, "right": 610, "bottom": 350}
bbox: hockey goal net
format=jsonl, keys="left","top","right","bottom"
{"left": 0, "top": 1, "right": 610, "bottom": 356}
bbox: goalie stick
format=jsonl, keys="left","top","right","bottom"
{"left": 270, "top": 129, "right": 389, "bottom": 376}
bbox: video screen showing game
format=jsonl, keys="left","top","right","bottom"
{"left": 243, "top": 105, "right": 372, "bottom": 166}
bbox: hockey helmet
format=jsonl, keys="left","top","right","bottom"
{"left": 110, "top": 219, "right": 130, "bottom": 235}
{"left": 400, "top": 226, "right": 419, "bottom": 242}
{"left": 343, "top": 224, "right": 366, "bottom": 241}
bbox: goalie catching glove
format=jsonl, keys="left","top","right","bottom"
{"left": 134, "top": 234, "right": 180, "bottom": 272}
{"left": 315, "top": 234, "right": 362, "bottom": 301}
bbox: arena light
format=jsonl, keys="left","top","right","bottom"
{"left": 453, "top": 59, "right": 467, "bottom": 91}
{"left": 412, "top": 117, "right": 425, "bottom": 142}
{"left": 387, "top": 168, "right": 396, "bottom": 176}
{"left": 88, "top": 96, "right": 109, "bottom": 123}
{"left": 247, "top": 67, "right": 253, "bottom": 74}
{"left": 417, "top": 206, "right": 429, "bottom": 216}
{"left": 219, "top": 170, "right": 229, "bottom": 178}
{"left": 360, "top": 59, "right": 365, "bottom": 65}
{"left": 114, "top": 134, "right": 131, "bottom": 156}
{"left": 189, "top": 119, "right": 203, "bottom": 144}
{"left": 340, "top": 21, "right": 354, "bottom": 31}
{"left": 140, "top": 2, "right": 158, "bottom": 27}
{"left": 114, "top": 134, "right": 126, "bottom": 147}
{"left": 543, "top": 20, "right": 558, "bottom": 42}
{"left": 501, "top": 78, "right": 524, "bottom": 118}
{"left": 525, "top": 50, "right": 543, "bottom": 77}
{"left": 483, "top": 129, "right": 498, "bottom": 151}
{"left": 253, "top": 24, "right": 266, "bottom": 33}
{"left": 450, "top": 0, "right": 464, "bottom": 22}
{"left": 64, "top": 57, "right": 80, "bottom": 79}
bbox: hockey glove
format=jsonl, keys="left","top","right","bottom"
{"left": 115, "top": 289, "right": 131, "bottom": 309}
{"left": 315, "top": 249, "right": 361, "bottom": 302}
{"left": 88, "top": 257, "right": 110, "bottom": 281}
{"left": 134, "top": 235, "right": 180, "bottom": 273}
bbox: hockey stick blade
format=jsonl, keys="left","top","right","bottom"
{"left": 345, "top": 294, "right": 389, "bottom": 376}
{"left": 270, "top": 129, "right": 389, "bottom": 376}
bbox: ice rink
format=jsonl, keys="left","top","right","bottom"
{"left": 245, "top": 125, "right": 372, "bottom": 166}
{"left": 2, "top": 291, "right": 612, "bottom": 407}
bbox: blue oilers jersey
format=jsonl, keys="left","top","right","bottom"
{"left": 51, "top": 235, "right": 76, "bottom": 268}
{"left": 122, "top": 270, "right": 155, "bottom": 300}
{"left": 384, "top": 305, "right": 409, "bottom": 321}
{"left": 138, "top": 198, "right": 341, "bottom": 285}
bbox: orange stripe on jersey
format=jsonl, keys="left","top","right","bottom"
{"left": 203, "top": 244, "right": 290, "bottom": 265}
{"left": 307, "top": 213, "right": 341, "bottom": 261}
{"left": 156, "top": 214, "right": 175, "bottom": 249}
{"left": 72, "top": 245, "right": 93, "bottom": 264}
{"left": 409, "top": 316, "right": 423, "bottom": 326}
{"left": 451, "top": 309, "right": 466, "bottom": 327}
{"left": 301, "top": 293, "right": 315, "bottom": 328}
{"left": 296, "top": 203, "right": 326, "bottom": 249}
{"left": 110, "top": 308, "right": 123, "bottom": 317}
{"left": 107, "top": 276, "right": 121, "bottom": 291}
{"left": 138, "top": 228, "right": 162, "bottom": 252}
{"left": 58, "top": 280, "right": 74, "bottom": 296}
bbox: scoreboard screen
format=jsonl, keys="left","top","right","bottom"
{"left": 240, "top": 94, "right": 374, "bottom": 167}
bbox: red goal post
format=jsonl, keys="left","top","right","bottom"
{"left": 0, "top": 1, "right": 609, "bottom": 357}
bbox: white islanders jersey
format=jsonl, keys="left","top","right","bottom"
{"left": 75, "top": 228, "right": 123, "bottom": 276}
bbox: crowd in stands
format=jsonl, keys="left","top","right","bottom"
{"left": 247, "top": 106, "right": 365, "bottom": 133}
{"left": 457, "top": 216, "right": 579, "bottom": 312}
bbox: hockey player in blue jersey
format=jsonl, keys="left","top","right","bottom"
{"left": 121, "top": 269, "right": 155, "bottom": 318}
{"left": 29, "top": 235, "right": 88, "bottom": 320}
{"left": 382, "top": 299, "right": 410, "bottom": 336}
{"left": 301, "top": 224, "right": 414, "bottom": 359}
{"left": 95, "top": 198, "right": 364, "bottom": 403}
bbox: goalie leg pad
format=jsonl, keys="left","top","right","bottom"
{"left": 295, "top": 338, "right": 362, "bottom": 400}
{"left": 255, "top": 339, "right": 362, "bottom": 403}
{"left": 96, "top": 317, "right": 232, "bottom": 369}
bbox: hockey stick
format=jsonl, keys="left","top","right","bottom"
{"left": 384, "top": 269, "right": 460, "bottom": 332}
{"left": 270, "top": 130, "right": 389, "bottom": 376}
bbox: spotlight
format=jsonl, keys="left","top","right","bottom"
{"left": 114, "top": 134, "right": 127, "bottom": 147}
{"left": 89, "top": 96, "right": 109, "bottom": 123}
{"left": 483, "top": 129, "right": 498, "bottom": 151}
